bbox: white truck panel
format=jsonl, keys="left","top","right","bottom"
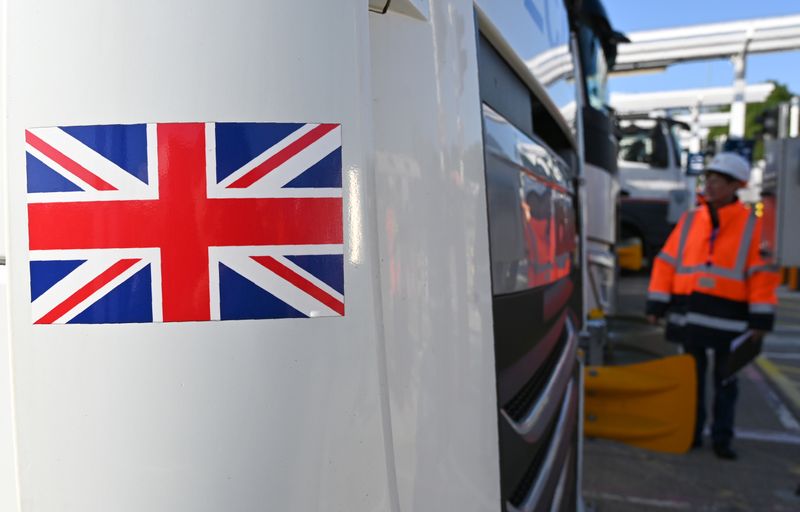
{"left": 370, "top": 4, "right": 500, "bottom": 510}
{"left": 0, "top": 268, "right": 18, "bottom": 511}
{"left": 5, "top": 1, "right": 392, "bottom": 510}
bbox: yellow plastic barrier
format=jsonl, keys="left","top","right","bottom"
{"left": 584, "top": 354, "right": 696, "bottom": 454}
{"left": 617, "top": 239, "right": 643, "bottom": 272}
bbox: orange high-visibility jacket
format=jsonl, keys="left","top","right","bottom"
{"left": 646, "top": 200, "right": 780, "bottom": 344}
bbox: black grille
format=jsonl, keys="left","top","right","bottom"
{"left": 507, "top": 406, "right": 560, "bottom": 507}
{"left": 502, "top": 326, "right": 568, "bottom": 422}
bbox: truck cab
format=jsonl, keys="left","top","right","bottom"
{"left": 618, "top": 116, "right": 690, "bottom": 263}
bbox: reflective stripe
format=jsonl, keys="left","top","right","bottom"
{"left": 686, "top": 312, "right": 748, "bottom": 332}
{"left": 648, "top": 291, "right": 671, "bottom": 303}
{"left": 656, "top": 252, "right": 678, "bottom": 266}
{"left": 677, "top": 211, "right": 695, "bottom": 256}
{"left": 668, "top": 313, "right": 687, "bottom": 326}
{"left": 673, "top": 209, "right": 756, "bottom": 282}
{"left": 749, "top": 303, "right": 776, "bottom": 314}
{"left": 676, "top": 264, "right": 744, "bottom": 281}
{"left": 734, "top": 211, "right": 757, "bottom": 274}
{"left": 748, "top": 264, "right": 780, "bottom": 277}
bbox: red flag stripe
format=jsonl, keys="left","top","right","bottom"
{"left": 25, "top": 130, "right": 117, "bottom": 191}
{"left": 35, "top": 258, "right": 141, "bottom": 324}
{"left": 226, "top": 124, "right": 339, "bottom": 189}
{"left": 251, "top": 256, "right": 344, "bottom": 316}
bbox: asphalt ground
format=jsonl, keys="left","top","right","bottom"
{"left": 583, "top": 276, "right": 800, "bottom": 512}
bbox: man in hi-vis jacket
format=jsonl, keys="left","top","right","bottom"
{"left": 645, "top": 152, "right": 780, "bottom": 460}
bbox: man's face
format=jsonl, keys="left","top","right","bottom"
{"left": 703, "top": 171, "right": 741, "bottom": 205}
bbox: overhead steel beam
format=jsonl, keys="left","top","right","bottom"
{"left": 610, "top": 83, "right": 775, "bottom": 114}
{"left": 673, "top": 112, "right": 731, "bottom": 128}
{"left": 614, "top": 14, "right": 800, "bottom": 73}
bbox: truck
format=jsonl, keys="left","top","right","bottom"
{"left": 575, "top": 0, "right": 628, "bottom": 314}
{"left": 617, "top": 115, "right": 692, "bottom": 266}
{"left": 0, "top": 0, "right": 622, "bottom": 510}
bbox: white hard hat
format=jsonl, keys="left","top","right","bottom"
{"left": 705, "top": 152, "right": 751, "bottom": 183}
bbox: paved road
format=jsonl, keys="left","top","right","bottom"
{"left": 583, "top": 278, "right": 800, "bottom": 511}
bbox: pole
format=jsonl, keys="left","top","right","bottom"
{"left": 728, "top": 52, "right": 748, "bottom": 139}
{"left": 729, "top": 31, "right": 752, "bottom": 139}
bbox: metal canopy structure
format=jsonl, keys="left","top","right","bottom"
{"left": 614, "top": 14, "right": 800, "bottom": 73}
{"left": 612, "top": 14, "right": 800, "bottom": 137}
{"left": 611, "top": 83, "right": 774, "bottom": 115}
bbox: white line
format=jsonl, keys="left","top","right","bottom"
{"left": 735, "top": 428, "right": 800, "bottom": 446}
{"left": 205, "top": 123, "right": 217, "bottom": 201}
{"left": 146, "top": 123, "right": 159, "bottom": 197}
{"left": 743, "top": 365, "right": 800, "bottom": 431}
{"left": 209, "top": 244, "right": 344, "bottom": 257}
{"left": 208, "top": 248, "right": 221, "bottom": 321}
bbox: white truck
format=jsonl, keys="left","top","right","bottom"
{"left": 618, "top": 116, "right": 693, "bottom": 265}
{"left": 1, "top": 1, "right": 622, "bottom": 510}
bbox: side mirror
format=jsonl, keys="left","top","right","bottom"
{"left": 685, "top": 152, "right": 705, "bottom": 176}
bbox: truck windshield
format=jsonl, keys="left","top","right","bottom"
{"left": 618, "top": 121, "right": 670, "bottom": 168}
{"left": 580, "top": 25, "right": 609, "bottom": 112}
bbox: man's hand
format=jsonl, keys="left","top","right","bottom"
{"left": 646, "top": 315, "right": 660, "bottom": 325}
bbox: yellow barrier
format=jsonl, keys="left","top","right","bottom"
{"left": 584, "top": 355, "right": 696, "bottom": 454}
{"left": 617, "top": 239, "right": 643, "bottom": 272}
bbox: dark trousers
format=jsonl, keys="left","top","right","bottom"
{"left": 683, "top": 341, "right": 738, "bottom": 446}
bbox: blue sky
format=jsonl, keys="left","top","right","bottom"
{"left": 605, "top": 0, "right": 800, "bottom": 95}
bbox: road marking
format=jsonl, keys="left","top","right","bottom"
{"left": 583, "top": 492, "right": 692, "bottom": 510}
{"left": 744, "top": 364, "right": 800, "bottom": 431}
{"left": 755, "top": 356, "right": 800, "bottom": 417}
{"left": 735, "top": 428, "right": 800, "bottom": 446}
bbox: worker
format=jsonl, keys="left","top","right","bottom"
{"left": 645, "top": 152, "right": 780, "bottom": 460}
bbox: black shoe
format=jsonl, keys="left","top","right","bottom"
{"left": 713, "top": 444, "right": 738, "bottom": 460}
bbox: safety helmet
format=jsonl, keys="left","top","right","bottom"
{"left": 705, "top": 152, "right": 751, "bottom": 183}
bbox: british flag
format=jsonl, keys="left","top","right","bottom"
{"left": 26, "top": 122, "right": 344, "bottom": 324}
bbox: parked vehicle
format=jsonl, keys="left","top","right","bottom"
{"left": 575, "top": 0, "right": 628, "bottom": 313}
{"left": 618, "top": 116, "right": 692, "bottom": 265}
